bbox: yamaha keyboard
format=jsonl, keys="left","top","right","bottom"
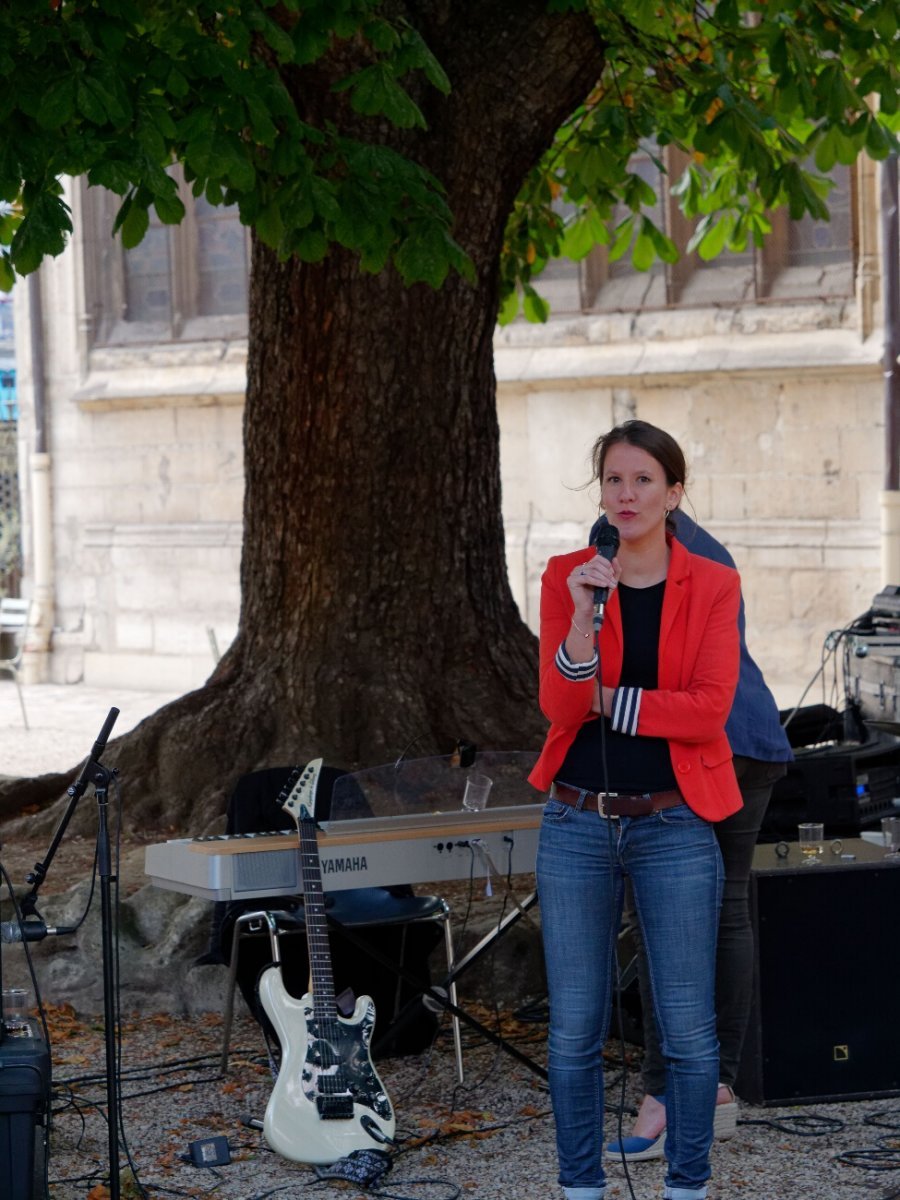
{"left": 145, "top": 807, "right": 541, "bottom": 900}
{"left": 146, "top": 752, "right": 543, "bottom": 900}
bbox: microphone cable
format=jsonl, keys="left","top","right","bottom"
{"left": 591, "top": 613, "right": 640, "bottom": 1200}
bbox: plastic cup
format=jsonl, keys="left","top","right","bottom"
{"left": 461, "top": 773, "right": 493, "bottom": 812}
{"left": 798, "top": 822, "right": 824, "bottom": 864}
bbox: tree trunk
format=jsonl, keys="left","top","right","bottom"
{"left": 0, "top": 3, "right": 604, "bottom": 836}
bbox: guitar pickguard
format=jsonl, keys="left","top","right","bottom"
{"left": 300, "top": 997, "right": 392, "bottom": 1120}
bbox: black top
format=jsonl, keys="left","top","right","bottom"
{"left": 557, "top": 581, "right": 677, "bottom": 794}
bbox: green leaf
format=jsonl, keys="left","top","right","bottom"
{"left": 76, "top": 77, "right": 108, "bottom": 125}
{"left": 256, "top": 200, "right": 284, "bottom": 249}
{"left": 153, "top": 190, "right": 185, "bottom": 225}
{"left": 560, "top": 207, "right": 610, "bottom": 260}
{"left": 339, "top": 65, "right": 426, "bottom": 129}
{"left": 0, "top": 142, "right": 21, "bottom": 204}
{"left": 608, "top": 215, "right": 634, "bottom": 263}
{"left": 0, "top": 254, "right": 14, "bottom": 293}
{"left": 632, "top": 227, "right": 655, "bottom": 271}
{"left": 255, "top": 14, "right": 296, "bottom": 63}
{"left": 37, "top": 77, "right": 76, "bottom": 130}
{"left": 645, "top": 217, "right": 678, "bottom": 264}
{"left": 120, "top": 200, "right": 150, "bottom": 249}
{"left": 294, "top": 226, "right": 328, "bottom": 263}
{"left": 522, "top": 284, "right": 550, "bottom": 323}
{"left": 167, "top": 67, "right": 190, "bottom": 99}
{"left": 813, "top": 125, "right": 838, "bottom": 173}
{"left": 10, "top": 192, "right": 72, "bottom": 274}
{"left": 363, "top": 17, "right": 399, "bottom": 53}
{"left": 311, "top": 177, "right": 341, "bottom": 222}
{"left": 394, "top": 222, "right": 451, "bottom": 288}
{"left": 497, "top": 287, "right": 521, "bottom": 325}
{"left": 865, "top": 116, "right": 894, "bottom": 160}
{"left": 88, "top": 160, "right": 134, "bottom": 195}
{"left": 0, "top": 209, "right": 17, "bottom": 247}
{"left": 696, "top": 214, "right": 733, "bottom": 260}
{"left": 246, "top": 95, "right": 279, "bottom": 148}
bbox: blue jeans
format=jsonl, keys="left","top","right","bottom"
{"left": 537, "top": 794, "right": 723, "bottom": 1200}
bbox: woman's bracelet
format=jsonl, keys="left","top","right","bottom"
{"left": 570, "top": 616, "right": 591, "bottom": 640}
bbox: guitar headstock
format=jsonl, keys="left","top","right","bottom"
{"left": 279, "top": 758, "right": 323, "bottom": 828}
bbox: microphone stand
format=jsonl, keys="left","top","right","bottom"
{"left": 14, "top": 706, "right": 122, "bottom": 1199}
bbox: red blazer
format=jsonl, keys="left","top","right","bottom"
{"left": 529, "top": 537, "right": 742, "bottom": 822}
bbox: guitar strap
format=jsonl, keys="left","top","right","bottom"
{"left": 313, "top": 1147, "right": 392, "bottom": 1185}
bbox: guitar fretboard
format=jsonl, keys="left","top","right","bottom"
{"left": 276, "top": 761, "right": 352, "bottom": 1076}
{"left": 296, "top": 805, "right": 338, "bottom": 1024}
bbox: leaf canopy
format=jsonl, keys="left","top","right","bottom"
{"left": 0, "top": 0, "right": 897, "bottom": 306}
{"left": 500, "top": 0, "right": 899, "bottom": 319}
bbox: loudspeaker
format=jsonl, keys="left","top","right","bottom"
{"left": 736, "top": 838, "right": 900, "bottom": 1105}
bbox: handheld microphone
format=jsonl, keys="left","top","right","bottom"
{"left": 0, "top": 919, "right": 75, "bottom": 943}
{"left": 592, "top": 524, "right": 620, "bottom": 629}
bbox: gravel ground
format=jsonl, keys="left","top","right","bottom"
{"left": 27, "top": 1004, "right": 900, "bottom": 1200}
{"left": 4, "top": 683, "right": 900, "bottom": 1198}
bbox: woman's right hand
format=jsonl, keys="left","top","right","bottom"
{"left": 566, "top": 553, "right": 620, "bottom": 619}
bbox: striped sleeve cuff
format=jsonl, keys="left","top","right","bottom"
{"left": 554, "top": 640, "right": 598, "bottom": 682}
{"left": 611, "top": 686, "right": 642, "bottom": 735}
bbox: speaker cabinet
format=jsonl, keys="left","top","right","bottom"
{"left": 736, "top": 838, "right": 900, "bottom": 1105}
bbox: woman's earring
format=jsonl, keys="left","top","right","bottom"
{"left": 664, "top": 507, "right": 671, "bottom": 517}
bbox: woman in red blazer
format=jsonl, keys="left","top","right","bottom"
{"left": 532, "top": 421, "right": 741, "bottom": 1200}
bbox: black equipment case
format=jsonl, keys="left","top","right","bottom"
{"left": 0, "top": 1024, "right": 50, "bottom": 1200}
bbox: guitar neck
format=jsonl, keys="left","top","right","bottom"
{"left": 297, "top": 815, "right": 338, "bottom": 1022}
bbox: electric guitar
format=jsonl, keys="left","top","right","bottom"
{"left": 258, "top": 758, "right": 396, "bottom": 1164}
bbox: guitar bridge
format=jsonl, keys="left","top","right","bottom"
{"left": 316, "top": 1093, "right": 355, "bottom": 1120}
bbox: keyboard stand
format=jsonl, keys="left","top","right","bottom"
{"left": 334, "top": 891, "right": 546, "bottom": 1081}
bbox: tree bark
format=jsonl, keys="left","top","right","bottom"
{"left": 0, "top": 2, "right": 604, "bottom": 836}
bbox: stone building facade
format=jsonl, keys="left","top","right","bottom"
{"left": 11, "top": 154, "right": 896, "bottom": 710}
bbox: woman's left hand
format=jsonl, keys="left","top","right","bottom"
{"left": 591, "top": 685, "right": 615, "bottom": 716}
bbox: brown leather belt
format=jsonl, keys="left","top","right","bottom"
{"left": 550, "top": 781, "right": 684, "bottom": 818}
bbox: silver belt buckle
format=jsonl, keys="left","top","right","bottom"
{"left": 598, "top": 791, "right": 618, "bottom": 820}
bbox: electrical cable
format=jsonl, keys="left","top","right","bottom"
{"left": 589, "top": 614, "right": 638, "bottom": 1200}
{"left": 865, "top": 1108, "right": 900, "bottom": 1130}
{"left": 831, "top": 1107, "right": 900, "bottom": 1173}
{"left": 781, "top": 614, "right": 870, "bottom": 733}
{"left": 833, "top": 1148, "right": 900, "bottom": 1171}
{"left": 738, "top": 1113, "right": 844, "bottom": 1136}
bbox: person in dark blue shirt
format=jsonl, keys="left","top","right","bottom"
{"left": 590, "top": 509, "right": 794, "bottom": 1159}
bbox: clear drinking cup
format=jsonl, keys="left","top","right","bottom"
{"left": 881, "top": 816, "right": 900, "bottom": 861}
{"left": 1, "top": 987, "right": 31, "bottom": 1036}
{"left": 798, "top": 822, "right": 825, "bottom": 864}
{"left": 461, "top": 773, "right": 493, "bottom": 812}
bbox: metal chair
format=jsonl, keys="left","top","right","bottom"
{"left": 0, "top": 597, "right": 30, "bottom": 729}
{"left": 219, "top": 892, "right": 463, "bottom": 1082}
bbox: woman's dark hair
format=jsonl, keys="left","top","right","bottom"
{"left": 591, "top": 419, "right": 687, "bottom": 490}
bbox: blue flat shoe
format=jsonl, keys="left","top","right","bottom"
{"left": 606, "top": 1132, "right": 665, "bottom": 1161}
